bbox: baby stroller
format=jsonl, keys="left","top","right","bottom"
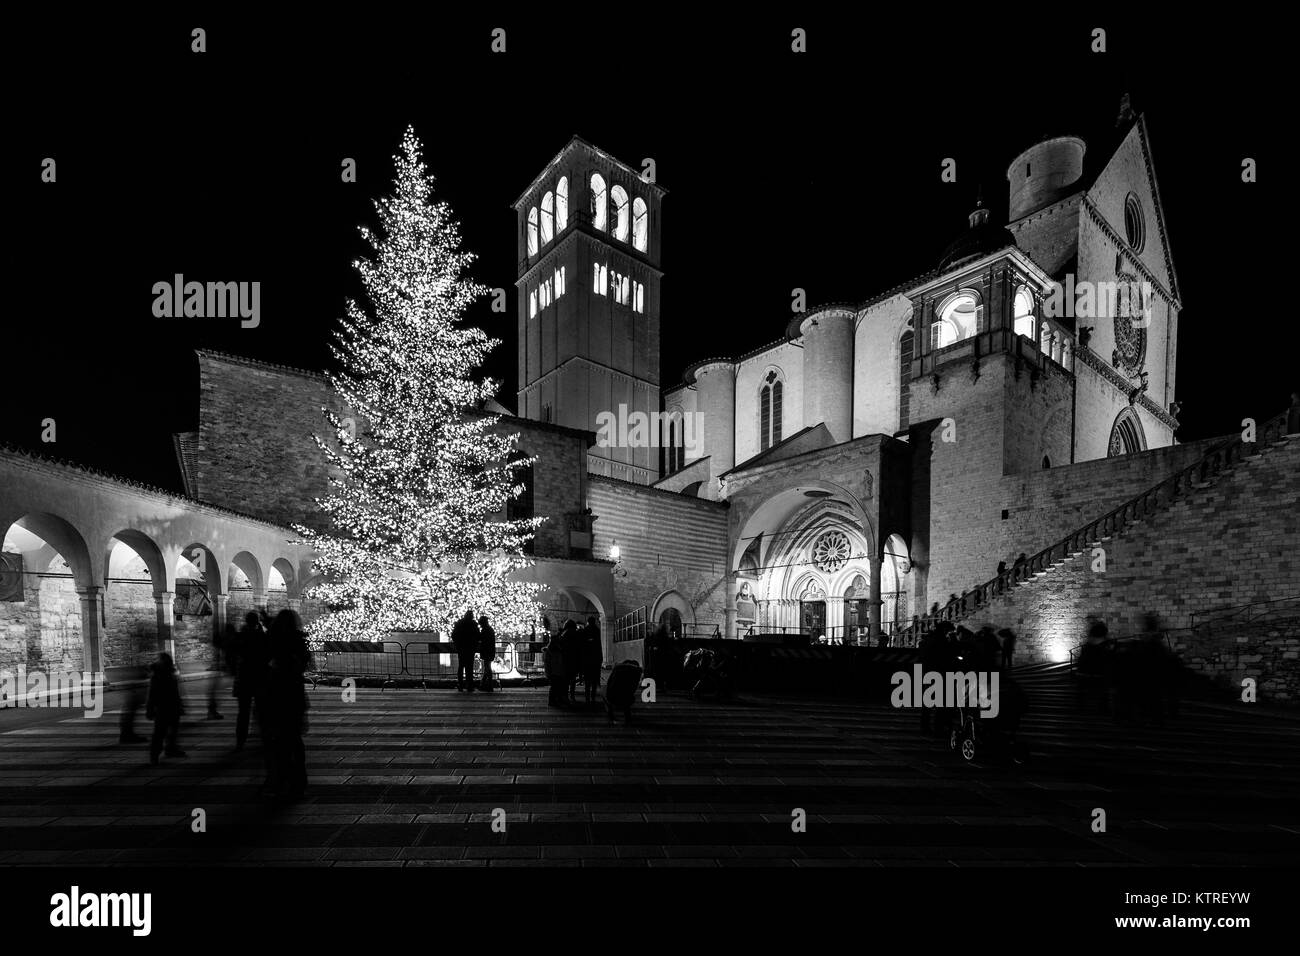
{"left": 947, "top": 673, "right": 1029, "bottom": 765}
{"left": 682, "top": 648, "right": 735, "bottom": 700}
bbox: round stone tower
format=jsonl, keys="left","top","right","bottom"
{"left": 1006, "top": 135, "right": 1086, "bottom": 222}
{"left": 687, "top": 359, "right": 736, "bottom": 497}
{"left": 796, "top": 308, "right": 856, "bottom": 444}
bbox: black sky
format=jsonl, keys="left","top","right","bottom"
{"left": 8, "top": 12, "right": 1287, "bottom": 492}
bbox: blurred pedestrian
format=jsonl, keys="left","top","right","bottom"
{"left": 580, "top": 616, "right": 603, "bottom": 704}
{"left": 452, "top": 609, "right": 479, "bottom": 693}
{"left": 145, "top": 652, "right": 186, "bottom": 765}
{"left": 264, "top": 609, "right": 311, "bottom": 801}
{"left": 232, "top": 611, "right": 268, "bottom": 750}
{"left": 998, "top": 628, "right": 1017, "bottom": 670}
{"left": 545, "top": 622, "right": 571, "bottom": 707}
{"left": 561, "top": 618, "right": 582, "bottom": 703}
{"left": 478, "top": 615, "right": 497, "bottom": 693}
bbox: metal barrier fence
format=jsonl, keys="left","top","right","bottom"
{"left": 307, "top": 639, "right": 548, "bottom": 688}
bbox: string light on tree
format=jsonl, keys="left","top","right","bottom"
{"left": 295, "top": 126, "right": 545, "bottom": 641}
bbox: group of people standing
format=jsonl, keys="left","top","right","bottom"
{"left": 542, "top": 617, "right": 603, "bottom": 707}
{"left": 129, "top": 609, "right": 313, "bottom": 802}
{"left": 451, "top": 611, "right": 498, "bottom": 693}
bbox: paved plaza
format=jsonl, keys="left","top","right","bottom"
{"left": 1, "top": 664, "right": 1297, "bottom": 867}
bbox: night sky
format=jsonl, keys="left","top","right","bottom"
{"left": 8, "top": 12, "right": 1285, "bottom": 492}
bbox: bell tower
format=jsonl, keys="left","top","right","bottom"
{"left": 513, "top": 137, "right": 666, "bottom": 485}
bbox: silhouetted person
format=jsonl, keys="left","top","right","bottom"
{"left": 264, "top": 609, "right": 311, "bottom": 800}
{"left": 998, "top": 628, "right": 1017, "bottom": 670}
{"left": 1076, "top": 618, "right": 1112, "bottom": 714}
{"left": 118, "top": 666, "right": 148, "bottom": 744}
{"left": 233, "top": 611, "right": 268, "bottom": 750}
{"left": 478, "top": 615, "right": 497, "bottom": 693}
{"left": 604, "top": 658, "right": 643, "bottom": 723}
{"left": 452, "top": 610, "right": 479, "bottom": 693}
{"left": 145, "top": 652, "right": 185, "bottom": 765}
{"left": 580, "top": 616, "right": 603, "bottom": 704}
{"left": 206, "top": 620, "right": 233, "bottom": 720}
{"left": 561, "top": 618, "right": 582, "bottom": 702}
{"left": 918, "top": 621, "right": 954, "bottom": 736}
{"left": 545, "top": 622, "right": 571, "bottom": 708}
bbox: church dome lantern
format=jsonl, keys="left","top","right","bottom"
{"left": 937, "top": 194, "right": 1015, "bottom": 271}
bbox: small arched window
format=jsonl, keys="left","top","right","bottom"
{"left": 590, "top": 174, "right": 607, "bottom": 232}
{"left": 555, "top": 176, "right": 569, "bottom": 230}
{"left": 1013, "top": 286, "right": 1035, "bottom": 340}
{"left": 540, "top": 192, "right": 554, "bottom": 244}
{"left": 1041, "top": 455, "right": 1051, "bottom": 470}
{"left": 611, "top": 185, "right": 629, "bottom": 242}
{"left": 760, "top": 371, "right": 784, "bottom": 451}
{"left": 526, "top": 207, "right": 538, "bottom": 256}
{"left": 632, "top": 197, "right": 648, "bottom": 251}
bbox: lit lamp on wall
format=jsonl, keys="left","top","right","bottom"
{"left": 609, "top": 541, "right": 627, "bottom": 578}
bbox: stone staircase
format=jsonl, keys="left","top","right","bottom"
{"left": 903, "top": 409, "right": 1297, "bottom": 648}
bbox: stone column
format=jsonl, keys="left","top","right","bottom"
{"left": 155, "top": 590, "right": 176, "bottom": 658}
{"left": 75, "top": 586, "right": 106, "bottom": 678}
{"left": 868, "top": 556, "right": 883, "bottom": 645}
{"left": 211, "top": 594, "right": 229, "bottom": 669}
{"left": 724, "top": 576, "right": 738, "bottom": 639}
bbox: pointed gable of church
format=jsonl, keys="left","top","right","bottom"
{"left": 1083, "top": 114, "right": 1180, "bottom": 304}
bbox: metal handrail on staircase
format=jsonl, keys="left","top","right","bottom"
{"left": 900, "top": 409, "right": 1294, "bottom": 644}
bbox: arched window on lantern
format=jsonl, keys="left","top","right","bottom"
{"left": 931, "top": 290, "right": 981, "bottom": 350}
{"left": 1013, "top": 285, "right": 1036, "bottom": 340}
{"left": 611, "top": 185, "right": 629, "bottom": 242}
{"left": 590, "top": 173, "right": 607, "bottom": 232}
{"left": 632, "top": 197, "right": 648, "bottom": 251}
{"left": 526, "top": 207, "right": 538, "bottom": 256}
{"left": 555, "top": 176, "right": 569, "bottom": 230}
{"left": 540, "top": 191, "right": 554, "bottom": 245}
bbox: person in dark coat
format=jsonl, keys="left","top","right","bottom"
{"left": 264, "top": 609, "right": 311, "bottom": 800}
{"left": 560, "top": 618, "right": 583, "bottom": 703}
{"left": 998, "top": 628, "right": 1017, "bottom": 671}
{"left": 580, "top": 616, "right": 603, "bottom": 704}
{"left": 145, "top": 652, "right": 186, "bottom": 764}
{"left": 478, "top": 615, "right": 497, "bottom": 693}
{"left": 451, "top": 609, "right": 480, "bottom": 693}
{"left": 233, "top": 611, "right": 268, "bottom": 750}
{"left": 545, "top": 622, "right": 571, "bottom": 707}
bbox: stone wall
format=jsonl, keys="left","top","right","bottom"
{"left": 192, "top": 351, "right": 591, "bottom": 560}
{"left": 962, "top": 436, "right": 1300, "bottom": 678}
{"left": 588, "top": 476, "right": 729, "bottom": 660}
{"left": 1172, "top": 621, "right": 1300, "bottom": 704}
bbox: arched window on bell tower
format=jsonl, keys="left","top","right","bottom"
{"left": 590, "top": 173, "right": 607, "bottom": 232}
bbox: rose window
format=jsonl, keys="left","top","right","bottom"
{"left": 812, "top": 530, "right": 851, "bottom": 573}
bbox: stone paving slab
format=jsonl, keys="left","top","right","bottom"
{"left": 1, "top": 680, "right": 1298, "bottom": 866}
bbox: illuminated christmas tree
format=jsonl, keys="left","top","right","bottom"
{"left": 296, "top": 126, "right": 544, "bottom": 642}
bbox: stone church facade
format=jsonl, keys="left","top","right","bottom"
{"left": 510, "top": 112, "right": 1188, "bottom": 654}
{"left": 15, "top": 106, "right": 1288, "bottom": 681}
